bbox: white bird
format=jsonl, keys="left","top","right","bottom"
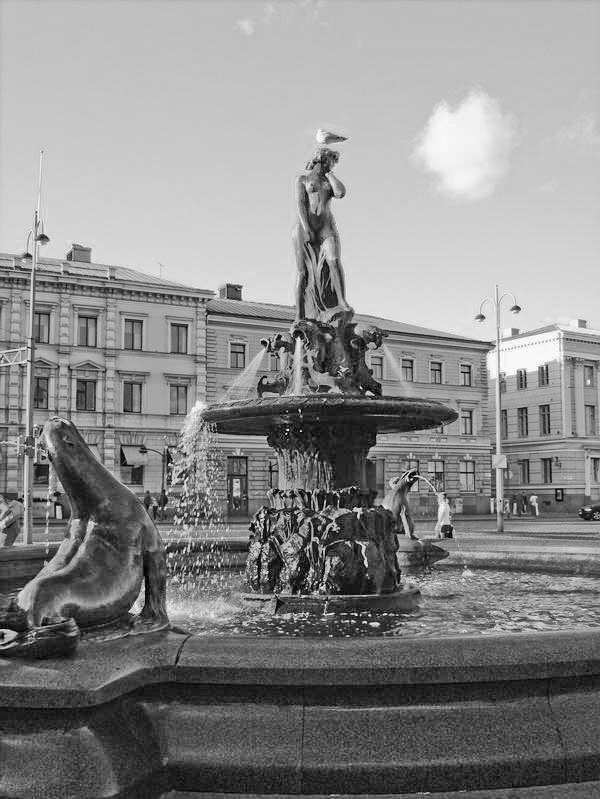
{"left": 316, "top": 128, "right": 348, "bottom": 145}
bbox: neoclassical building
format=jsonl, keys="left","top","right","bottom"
{"left": 489, "top": 319, "right": 600, "bottom": 513}
{"left": 207, "top": 285, "right": 493, "bottom": 517}
{"left": 1, "top": 250, "right": 493, "bottom": 519}
{"left": 0, "top": 245, "right": 212, "bottom": 514}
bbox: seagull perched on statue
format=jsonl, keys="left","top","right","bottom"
{"left": 316, "top": 128, "right": 348, "bottom": 145}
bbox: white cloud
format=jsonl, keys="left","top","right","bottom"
{"left": 556, "top": 114, "right": 600, "bottom": 152}
{"left": 412, "top": 90, "right": 519, "bottom": 201}
{"left": 235, "top": 17, "right": 256, "bottom": 36}
{"left": 263, "top": 2, "right": 277, "bottom": 24}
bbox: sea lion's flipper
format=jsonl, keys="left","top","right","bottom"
{"left": 0, "top": 592, "right": 28, "bottom": 632}
{"left": 0, "top": 618, "right": 80, "bottom": 659}
{"left": 133, "top": 545, "right": 168, "bottom": 632}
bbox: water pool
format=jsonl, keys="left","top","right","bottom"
{"left": 166, "top": 566, "right": 600, "bottom": 638}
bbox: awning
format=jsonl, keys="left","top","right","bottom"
{"left": 120, "top": 445, "right": 148, "bottom": 467}
{"left": 86, "top": 444, "right": 101, "bottom": 462}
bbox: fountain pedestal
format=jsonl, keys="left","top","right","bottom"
{"left": 268, "top": 419, "right": 376, "bottom": 491}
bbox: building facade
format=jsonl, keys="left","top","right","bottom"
{"left": 207, "top": 286, "right": 493, "bottom": 518}
{"left": 1, "top": 249, "right": 493, "bottom": 520}
{"left": 489, "top": 319, "right": 600, "bottom": 513}
{"left": 0, "top": 246, "right": 212, "bottom": 514}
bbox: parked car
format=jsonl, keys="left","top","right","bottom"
{"left": 578, "top": 504, "right": 600, "bottom": 521}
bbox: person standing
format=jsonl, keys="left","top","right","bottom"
{"left": 519, "top": 493, "right": 528, "bottom": 516}
{"left": 151, "top": 495, "right": 159, "bottom": 521}
{"left": 143, "top": 490, "right": 152, "bottom": 515}
{"left": 529, "top": 493, "right": 539, "bottom": 517}
{"left": 434, "top": 493, "right": 453, "bottom": 539}
{"left": 0, "top": 495, "right": 24, "bottom": 546}
{"left": 159, "top": 489, "right": 168, "bottom": 521}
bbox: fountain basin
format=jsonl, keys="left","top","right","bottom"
{"left": 1, "top": 627, "right": 600, "bottom": 798}
{"left": 203, "top": 394, "right": 458, "bottom": 436}
{"left": 239, "top": 585, "right": 421, "bottom": 614}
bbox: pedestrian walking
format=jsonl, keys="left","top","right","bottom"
{"left": 151, "top": 495, "right": 159, "bottom": 521}
{"left": 519, "top": 493, "right": 528, "bottom": 516}
{"left": 159, "top": 489, "right": 168, "bottom": 521}
{"left": 143, "top": 490, "right": 152, "bottom": 515}
{"left": 503, "top": 498, "right": 511, "bottom": 518}
{"left": 434, "top": 493, "right": 453, "bottom": 539}
{"left": 511, "top": 494, "right": 518, "bottom": 517}
{"left": 529, "top": 493, "right": 539, "bottom": 517}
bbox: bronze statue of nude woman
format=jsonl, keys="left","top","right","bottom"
{"left": 293, "top": 146, "right": 353, "bottom": 325}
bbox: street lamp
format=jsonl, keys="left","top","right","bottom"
{"left": 138, "top": 442, "right": 171, "bottom": 496}
{"left": 476, "top": 284, "right": 522, "bottom": 533}
{"left": 22, "top": 151, "right": 50, "bottom": 544}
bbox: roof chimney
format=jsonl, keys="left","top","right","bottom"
{"left": 219, "top": 283, "right": 243, "bottom": 301}
{"left": 569, "top": 319, "right": 587, "bottom": 329}
{"left": 66, "top": 243, "right": 92, "bottom": 263}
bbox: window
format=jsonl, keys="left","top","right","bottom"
{"left": 371, "top": 356, "right": 383, "bottom": 381}
{"left": 124, "top": 319, "right": 143, "bottom": 350}
{"left": 78, "top": 316, "right": 97, "bottom": 347}
{"left": 170, "top": 323, "right": 188, "bottom": 354}
{"left": 76, "top": 379, "right": 96, "bottom": 411}
{"left": 428, "top": 460, "right": 445, "bottom": 492}
{"left": 459, "top": 460, "right": 475, "bottom": 492}
{"left": 33, "top": 312, "right": 50, "bottom": 344}
{"left": 460, "top": 409, "right": 473, "bottom": 435}
{"left": 227, "top": 456, "right": 248, "bottom": 515}
{"left": 500, "top": 409, "right": 508, "bottom": 439}
{"left": 430, "top": 362, "right": 442, "bottom": 384}
{"left": 268, "top": 459, "right": 279, "bottom": 489}
{"left": 269, "top": 352, "right": 280, "bottom": 371}
{"left": 33, "top": 463, "right": 49, "bottom": 485}
{"left": 170, "top": 385, "right": 187, "bottom": 415}
{"left": 517, "top": 407, "right": 529, "bottom": 437}
{"left": 230, "top": 342, "right": 246, "bottom": 369}
{"left": 592, "top": 458, "right": 600, "bottom": 482}
{"left": 460, "top": 364, "right": 472, "bottom": 386}
{"left": 401, "top": 359, "right": 414, "bottom": 382}
{"left": 584, "top": 365, "right": 594, "bottom": 387}
{"left": 519, "top": 459, "right": 530, "bottom": 484}
{"left": 538, "top": 364, "right": 549, "bottom": 386}
{"left": 375, "top": 458, "right": 386, "bottom": 496}
{"left": 34, "top": 377, "right": 48, "bottom": 409}
{"left": 123, "top": 382, "right": 142, "bottom": 413}
{"left": 402, "top": 458, "right": 420, "bottom": 492}
{"left": 517, "top": 369, "right": 527, "bottom": 390}
{"left": 121, "top": 465, "right": 144, "bottom": 485}
{"left": 499, "top": 372, "right": 506, "bottom": 394}
{"left": 539, "top": 404, "right": 551, "bottom": 436}
{"left": 542, "top": 457, "right": 553, "bottom": 484}
{"left": 585, "top": 405, "right": 596, "bottom": 436}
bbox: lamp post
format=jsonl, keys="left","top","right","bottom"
{"left": 475, "top": 284, "right": 522, "bottom": 533}
{"left": 22, "top": 151, "right": 50, "bottom": 544}
{"left": 138, "top": 442, "right": 170, "bottom": 497}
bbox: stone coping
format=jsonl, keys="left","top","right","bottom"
{"left": 1, "top": 626, "right": 600, "bottom": 709}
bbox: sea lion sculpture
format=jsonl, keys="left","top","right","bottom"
{"left": 0, "top": 417, "right": 169, "bottom": 658}
{"left": 382, "top": 469, "right": 420, "bottom": 539}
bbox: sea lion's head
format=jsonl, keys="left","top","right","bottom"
{"left": 388, "top": 469, "right": 420, "bottom": 491}
{"left": 41, "top": 418, "right": 98, "bottom": 484}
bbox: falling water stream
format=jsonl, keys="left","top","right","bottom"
{"left": 286, "top": 338, "right": 305, "bottom": 395}
{"left": 220, "top": 350, "right": 266, "bottom": 404}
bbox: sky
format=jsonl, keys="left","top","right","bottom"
{"left": 1, "top": 0, "right": 599, "bottom": 340}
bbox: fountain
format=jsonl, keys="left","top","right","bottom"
{"left": 202, "top": 137, "right": 457, "bottom": 609}
{"left": 1, "top": 135, "right": 600, "bottom": 799}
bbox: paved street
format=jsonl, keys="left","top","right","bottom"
{"left": 25, "top": 513, "right": 600, "bottom": 547}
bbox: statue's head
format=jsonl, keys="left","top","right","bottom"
{"left": 306, "top": 146, "right": 340, "bottom": 172}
